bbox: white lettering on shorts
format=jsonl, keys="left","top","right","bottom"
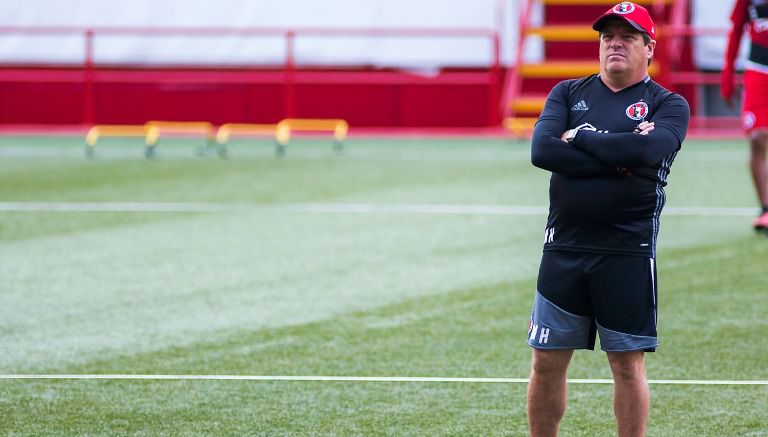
{"left": 529, "top": 323, "right": 551, "bottom": 344}
{"left": 538, "top": 327, "right": 550, "bottom": 344}
{"left": 529, "top": 323, "right": 539, "bottom": 341}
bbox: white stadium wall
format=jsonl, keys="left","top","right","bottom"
{"left": 0, "top": 0, "right": 517, "bottom": 68}
{"left": 0, "top": 0, "right": 741, "bottom": 70}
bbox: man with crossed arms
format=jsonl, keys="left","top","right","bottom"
{"left": 526, "top": 3, "right": 689, "bottom": 436}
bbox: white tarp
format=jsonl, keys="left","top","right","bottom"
{"left": 0, "top": 1, "right": 742, "bottom": 70}
{"left": 0, "top": 0, "right": 515, "bottom": 67}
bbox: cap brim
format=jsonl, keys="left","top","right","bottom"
{"left": 592, "top": 15, "right": 647, "bottom": 35}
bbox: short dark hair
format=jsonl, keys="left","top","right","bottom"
{"left": 641, "top": 33, "right": 652, "bottom": 66}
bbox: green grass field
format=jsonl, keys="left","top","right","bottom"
{"left": 1, "top": 135, "right": 766, "bottom": 436}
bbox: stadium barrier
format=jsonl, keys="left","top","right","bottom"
{"left": 0, "top": 26, "right": 501, "bottom": 128}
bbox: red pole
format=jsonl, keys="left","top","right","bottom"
{"left": 500, "top": 0, "right": 531, "bottom": 121}
{"left": 284, "top": 31, "right": 296, "bottom": 118}
{"left": 489, "top": 32, "right": 502, "bottom": 126}
{"left": 84, "top": 29, "right": 95, "bottom": 125}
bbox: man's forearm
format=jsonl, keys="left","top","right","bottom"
{"left": 572, "top": 129, "right": 679, "bottom": 168}
{"left": 531, "top": 135, "right": 616, "bottom": 177}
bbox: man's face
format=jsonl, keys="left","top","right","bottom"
{"left": 599, "top": 20, "right": 654, "bottom": 77}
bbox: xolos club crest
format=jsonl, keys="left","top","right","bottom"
{"left": 613, "top": 2, "right": 636, "bottom": 14}
{"left": 626, "top": 101, "right": 648, "bottom": 121}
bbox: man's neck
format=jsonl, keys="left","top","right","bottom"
{"left": 601, "top": 71, "right": 648, "bottom": 92}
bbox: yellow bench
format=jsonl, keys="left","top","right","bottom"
{"left": 84, "top": 125, "right": 149, "bottom": 159}
{"left": 215, "top": 119, "right": 349, "bottom": 157}
{"left": 145, "top": 121, "right": 216, "bottom": 158}
{"left": 215, "top": 123, "right": 277, "bottom": 158}
{"left": 275, "top": 118, "right": 349, "bottom": 157}
{"left": 86, "top": 119, "right": 350, "bottom": 159}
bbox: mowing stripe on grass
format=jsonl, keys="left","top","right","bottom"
{"left": 0, "top": 202, "right": 759, "bottom": 217}
{"left": 1, "top": 375, "right": 766, "bottom": 385}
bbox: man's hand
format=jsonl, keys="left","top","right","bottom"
{"left": 633, "top": 121, "right": 655, "bottom": 135}
{"left": 560, "top": 122, "right": 597, "bottom": 142}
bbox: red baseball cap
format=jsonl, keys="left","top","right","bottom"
{"left": 592, "top": 2, "right": 656, "bottom": 40}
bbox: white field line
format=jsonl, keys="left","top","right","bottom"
{"left": 0, "top": 374, "right": 766, "bottom": 385}
{"left": 0, "top": 202, "right": 759, "bottom": 217}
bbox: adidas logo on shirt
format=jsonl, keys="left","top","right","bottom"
{"left": 571, "top": 100, "right": 589, "bottom": 111}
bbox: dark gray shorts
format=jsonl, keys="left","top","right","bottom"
{"left": 527, "top": 250, "right": 658, "bottom": 352}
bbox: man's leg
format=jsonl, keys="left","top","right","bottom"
{"left": 749, "top": 129, "right": 768, "bottom": 210}
{"left": 527, "top": 348, "right": 573, "bottom": 437}
{"left": 606, "top": 351, "right": 649, "bottom": 437}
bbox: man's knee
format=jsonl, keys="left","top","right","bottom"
{"left": 750, "top": 129, "right": 768, "bottom": 151}
{"left": 607, "top": 351, "right": 646, "bottom": 381}
{"left": 531, "top": 349, "right": 573, "bottom": 377}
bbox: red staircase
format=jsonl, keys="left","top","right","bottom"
{"left": 503, "top": 0, "right": 679, "bottom": 135}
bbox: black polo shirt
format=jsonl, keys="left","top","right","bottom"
{"left": 531, "top": 74, "right": 690, "bottom": 257}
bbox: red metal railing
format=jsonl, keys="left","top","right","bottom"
{"left": 0, "top": 26, "right": 503, "bottom": 126}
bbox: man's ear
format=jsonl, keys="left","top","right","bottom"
{"left": 647, "top": 40, "right": 656, "bottom": 60}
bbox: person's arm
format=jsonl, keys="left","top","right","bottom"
{"left": 722, "top": 0, "right": 749, "bottom": 104}
{"left": 531, "top": 82, "right": 617, "bottom": 177}
{"left": 570, "top": 95, "right": 690, "bottom": 168}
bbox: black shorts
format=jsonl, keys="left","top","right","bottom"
{"left": 527, "top": 251, "right": 658, "bottom": 352}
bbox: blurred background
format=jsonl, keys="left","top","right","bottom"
{"left": 0, "top": 0, "right": 746, "bottom": 135}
